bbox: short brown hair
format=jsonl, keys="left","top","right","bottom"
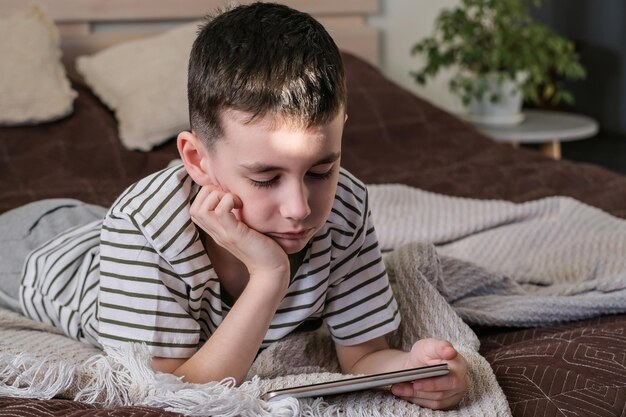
{"left": 188, "top": 2, "right": 346, "bottom": 149}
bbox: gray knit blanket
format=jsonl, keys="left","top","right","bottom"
{"left": 369, "top": 184, "right": 626, "bottom": 326}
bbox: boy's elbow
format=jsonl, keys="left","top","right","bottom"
{"left": 152, "top": 356, "right": 248, "bottom": 385}
{"left": 151, "top": 356, "right": 187, "bottom": 374}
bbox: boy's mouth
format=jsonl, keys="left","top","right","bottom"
{"left": 269, "top": 228, "right": 313, "bottom": 240}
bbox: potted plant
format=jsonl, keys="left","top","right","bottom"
{"left": 411, "top": 0, "right": 586, "bottom": 125}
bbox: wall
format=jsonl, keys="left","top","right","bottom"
{"left": 367, "top": 0, "right": 463, "bottom": 115}
{"left": 532, "top": 0, "right": 626, "bottom": 135}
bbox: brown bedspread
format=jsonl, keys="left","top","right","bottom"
{"left": 0, "top": 53, "right": 624, "bottom": 416}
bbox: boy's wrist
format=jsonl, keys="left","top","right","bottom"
{"left": 246, "top": 268, "right": 290, "bottom": 300}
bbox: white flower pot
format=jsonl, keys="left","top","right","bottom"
{"left": 465, "top": 73, "right": 527, "bottom": 125}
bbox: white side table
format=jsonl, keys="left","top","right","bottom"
{"left": 472, "top": 110, "right": 599, "bottom": 159}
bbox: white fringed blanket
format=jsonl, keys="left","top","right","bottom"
{"left": 0, "top": 242, "right": 509, "bottom": 416}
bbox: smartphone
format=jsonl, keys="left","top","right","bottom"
{"left": 261, "top": 363, "right": 449, "bottom": 402}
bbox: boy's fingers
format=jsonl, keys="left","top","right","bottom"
{"left": 391, "top": 382, "right": 412, "bottom": 396}
{"left": 411, "top": 373, "right": 467, "bottom": 393}
{"left": 213, "top": 194, "right": 242, "bottom": 231}
{"left": 392, "top": 373, "right": 463, "bottom": 396}
{"left": 396, "top": 387, "right": 462, "bottom": 402}
{"left": 230, "top": 193, "right": 243, "bottom": 209}
{"left": 203, "top": 190, "right": 222, "bottom": 211}
{"left": 193, "top": 187, "right": 219, "bottom": 209}
{"left": 191, "top": 190, "right": 246, "bottom": 240}
{"left": 396, "top": 392, "right": 465, "bottom": 410}
{"left": 392, "top": 381, "right": 466, "bottom": 408}
{"left": 195, "top": 184, "right": 217, "bottom": 201}
{"left": 216, "top": 193, "right": 243, "bottom": 214}
{"left": 214, "top": 193, "right": 234, "bottom": 215}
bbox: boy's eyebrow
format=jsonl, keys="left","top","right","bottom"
{"left": 240, "top": 152, "right": 341, "bottom": 173}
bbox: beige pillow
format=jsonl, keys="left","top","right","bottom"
{"left": 76, "top": 22, "right": 200, "bottom": 151}
{"left": 0, "top": 6, "right": 77, "bottom": 125}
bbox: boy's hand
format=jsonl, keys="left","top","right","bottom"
{"left": 391, "top": 338, "right": 469, "bottom": 410}
{"left": 190, "top": 185, "right": 289, "bottom": 291}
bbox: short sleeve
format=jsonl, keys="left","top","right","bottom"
{"left": 323, "top": 182, "right": 401, "bottom": 345}
{"left": 98, "top": 212, "right": 200, "bottom": 358}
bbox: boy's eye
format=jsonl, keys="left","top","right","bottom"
{"left": 249, "top": 176, "right": 278, "bottom": 188}
{"left": 307, "top": 168, "right": 335, "bottom": 180}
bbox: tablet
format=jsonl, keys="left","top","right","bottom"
{"left": 261, "top": 363, "right": 449, "bottom": 402}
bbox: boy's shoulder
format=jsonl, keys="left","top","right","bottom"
{"left": 108, "top": 163, "right": 194, "bottom": 219}
{"left": 328, "top": 168, "right": 370, "bottom": 232}
{"left": 103, "top": 163, "right": 200, "bottom": 258}
{"left": 336, "top": 167, "right": 367, "bottom": 204}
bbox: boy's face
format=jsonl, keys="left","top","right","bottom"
{"left": 200, "top": 110, "right": 344, "bottom": 254}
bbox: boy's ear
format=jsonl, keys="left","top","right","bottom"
{"left": 176, "top": 130, "right": 213, "bottom": 186}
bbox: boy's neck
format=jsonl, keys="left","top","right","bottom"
{"left": 200, "top": 231, "right": 308, "bottom": 303}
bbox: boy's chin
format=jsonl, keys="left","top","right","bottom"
{"left": 278, "top": 241, "right": 308, "bottom": 255}
{"left": 272, "top": 238, "right": 310, "bottom": 255}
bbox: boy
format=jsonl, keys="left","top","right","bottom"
{"left": 4, "top": 2, "right": 468, "bottom": 410}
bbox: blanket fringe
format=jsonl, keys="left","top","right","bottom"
{"left": 143, "top": 377, "right": 299, "bottom": 417}
{"left": 0, "top": 351, "right": 76, "bottom": 400}
{"left": 74, "top": 342, "right": 158, "bottom": 406}
{"left": 0, "top": 344, "right": 347, "bottom": 417}
{"left": 300, "top": 398, "right": 342, "bottom": 417}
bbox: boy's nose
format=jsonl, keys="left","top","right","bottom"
{"left": 280, "top": 183, "right": 311, "bottom": 220}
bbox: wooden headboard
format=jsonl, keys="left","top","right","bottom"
{"left": 1, "top": 0, "right": 380, "bottom": 76}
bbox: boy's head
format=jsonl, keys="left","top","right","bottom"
{"left": 179, "top": 3, "right": 348, "bottom": 254}
{"left": 187, "top": 2, "right": 347, "bottom": 149}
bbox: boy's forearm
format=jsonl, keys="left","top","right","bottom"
{"left": 336, "top": 336, "right": 412, "bottom": 375}
{"left": 169, "top": 276, "right": 286, "bottom": 384}
{"left": 343, "top": 347, "right": 410, "bottom": 375}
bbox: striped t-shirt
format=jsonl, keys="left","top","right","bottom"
{"left": 20, "top": 164, "right": 400, "bottom": 358}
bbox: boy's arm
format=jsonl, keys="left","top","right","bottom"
{"left": 153, "top": 268, "right": 287, "bottom": 383}
{"left": 153, "top": 186, "right": 290, "bottom": 384}
{"left": 335, "top": 336, "right": 469, "bottom": 410}
{"left": 102, "top": 184, "right": 289, "bottom": 385}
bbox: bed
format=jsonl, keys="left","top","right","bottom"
{"left": 1, "top": 1, "right": 625, "bottom": 416}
